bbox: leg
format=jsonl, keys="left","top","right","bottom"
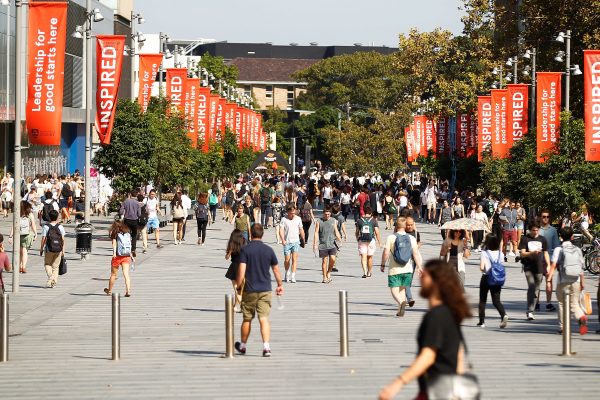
{"left": 20, "top": 246, "right": 28, "bottom": 272}
{"left": 321, "top": 257, "right": 328, "bottom": 281}
{"left": 155, "top": 228, "right": 161, "bottom": 246}
{"left": 524, "top": 271, "right": 537, "bottom": 313}
{"left": 367, "top": 255, "right": 373, "bottom": 276}
{"left": 328, "top": 255, "right": 336, "bottom": 277}
{"left": 128, "top": 222, "right": 138, "bottom": 252}
{"left": 201, "top": 220, "right": 208, "bottom": 243}
{"left": 178, "top": 221, "right": 184, "bottom": 241}
{"left": 182, "top": 218, "right": 187, "bottom": 240}
{"left": 389, "top": 286, "right": 404, "bottom": 307}
{"left": 360, "top": 254, "right": 368, "bottom": 276}
{"left": 490, "top": 285, "right": 506, "bottom": 318}
{"left": 284, "top": 254, "right": 291, "bottom": 275}
{"left": 108, "top": 266, "right": 119, "bottom": 293}
{"left": 258, "top": 317, "right": 271, "bottom": 344}
{"left": 141, "top": 227, "right": 148, "bottom": 250}
{"left": 172, "top": 221, "right": 178, "bottom": 241}
{"left": 240, "top": 320, "right": 251, "bottom": 343}
{"left": 291, "top": 251, "right": 299, "bottom": 274}
{"left": 122, "top": 262, "right": 131, "bottom": 294}
{"left": 478, "top": 275, "right": 489, "bottom": 324}
{"left": 545, "top": 273, "right": 554, "bottom": 305}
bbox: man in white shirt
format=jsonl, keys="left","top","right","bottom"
{"left": 144, "top": 189, "right": 163, "bottom": 248}
{"left": 424, "top": 180, "right": 438, "bottom": 224}
{"left": 278, "top": 205, "right": 305, "bottom": 283}
{"left": 180, "top": 190, "right": 192, "bottom": 241}
{"left": 380, "top": 217, "right": 422, "bottom": 317}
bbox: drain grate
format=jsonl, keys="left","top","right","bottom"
{"left": 362, "top": 338, "right": 383, "bottom": 343}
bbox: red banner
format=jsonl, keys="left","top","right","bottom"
{"left": 226, "top": 102, "right": 236, "bottom": 133}
{"left": 94, "top": 35, "right": 126, "bottom": 145}
{"left": 137, "top": 54, "right": 162, "bottom": 113}
{"left": 185, "top": 78, "right": 199, "bottom": 147}
{"left": 537, "top": 72, "right": 562, "bottom": 162}
{"left": 457, "top": 114, "right": 469, "bottom": 158}
{"left": 405, "top": 126, "right": 414, "bottom": 162}
{"left": 216, "top": 98, "right": 226, "bottom": 139}
{"left": 491, "top": 89, "right": 509, "bottom": 158}
{"left": 413, "top": 116, "right": 427, "bottom": 157}
{"left": 166, "top": 68, "right": 187, "bottom": 113}
{"left": 477, "top": 96, "right": 492, "bottom": 161}
{"left": 584, "top": 50, "right": 600, "bottom": 161}
{"left": 26, "top": 1, "right": 68, "bottom": 146}
{"left": 241, "top": 108, "right": 248, "bottom": 147}
{"left": 506, "top": 84, "right": 529, "bottom": 147}
{"left": 208, "top": 94, "right": 219, "bottom": 144}
{"left": 425, "top": 118, "right": 437, "bottom": 156}
{"left": 235, "top": 107, "right": 242, "bottom": 147}
{"left": 436, "top": 116, "right": 448, "bottom": 157}
{"left": 467, "top": 113, "right": 477, "bottom": 158}
{"left": 197, "top": 87, "right": 210, "bottom": 152}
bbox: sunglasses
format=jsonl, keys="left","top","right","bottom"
{"left": 541, "top": 215, "right": 550, "bottom": 218}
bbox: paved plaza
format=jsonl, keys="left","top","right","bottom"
{"left": 0, "top": 214, "right": 598, "bottom": 399}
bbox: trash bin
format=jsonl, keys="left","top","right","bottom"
{"left": 75, "top": 223, "right": 94, "bottom": 255}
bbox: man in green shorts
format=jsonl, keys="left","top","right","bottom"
{"left": 380, "top": 217, "right": 422, "bottom": 317}
{"left": 236, "top": 223, "right": 284, "bottom": 357}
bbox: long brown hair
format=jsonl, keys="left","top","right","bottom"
{"left": 197, "top": 192, "right": 208, "bottom": 205}
{"left": 424, "top": 260, "right": 472, "bottom": 323}
{"left": 109, "top": 220, "right": 130, "bottom": 240}
{"left": 226, "top": 229, "right": 246, "bottom": 256}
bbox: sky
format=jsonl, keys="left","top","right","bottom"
{"left": 137, "top": 0, "right": 465, "bottom": 47}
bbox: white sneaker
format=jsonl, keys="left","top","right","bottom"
{"left": 508, "top": 252, "right": 516, "bottom": 257}
{"left": 500, "top": 315, "right": 509, "bottom": 329}
{"left": 291, "top": 275, "right": 297, "bottom": 283}
{"left": 526, "top": 312, "right": 535, "bottom": 321}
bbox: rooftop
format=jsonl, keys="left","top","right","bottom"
{"left": 228, "top": 58, "right": 319, "bottom": 83}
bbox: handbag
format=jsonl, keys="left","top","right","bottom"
{"left": 173, "top": 206, "right": 185, "bottom": 219}
{"left": 580, "top": 290, "right": 593, "bottom": 315}
{"left": 58, "top": 256, "right": 67, "bottom": 276}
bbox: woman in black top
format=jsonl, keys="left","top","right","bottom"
{"left": 225, "top": 229, "right": 246, "bottom": 312}
{"left": 379, "top": 259, "right": 473, "bottom": 400}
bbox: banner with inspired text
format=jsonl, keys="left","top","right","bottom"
{"left": 477, "top": 96, "right": 492, "bottom": 161}
{"left": 491, "top": 89, "right": 509, "bottom": 158}
{"left": 436, "top": 116, "right": 448, "bottom": 157}
{"left": 137, "top": 54, "right": 162, "bottom": 113}
{"left": 185, "top": 78, "right": 199, "bottom": 147}
{"left": 457, "top": 114, "right": 470, "bottom": 158}
{"left": 26, "top": 1, "right": 68, "bottom": 145}
{"left": 166, "top": 68, "right": 187, "bottom": 114}
{"left": 197, "top": 87, "right": 210, "bottom": 152}
{"left": 536, "top": 72, "right": 562, "bottom": 162}
{"left": 506, "top": 84, "right": 529, "bottom": 147}
{"left": 584, "top": 50, "right": 600, "bottom": 161}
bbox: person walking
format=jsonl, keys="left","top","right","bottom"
{"left": 171, "top": 193, "right": 185, "bottom": 245}
{"left": 380, "top": 217, "right": 422, "bottom": 317}
{"left": 104, "top": 220, "right": 132, "bottom": 297}
{"left": 340, "top": 187, "right": 352, "bottom": 221}
{"left": 144, "top": 189, "right": 163, "bottom": 248}
{"left": 208, "top": 185, "right": 220, "bottom": 224}
{"left": 195, "top": 193, "right": 211, "bottom": 245}
{"left": 9, "top": 201, "right": 38, "bottom": 273}
{"left": 499, "top": 200, "right": 519, "bottom": 260}
{"left": 313, "top": 207, "right": 342, "bottom": 284}
{"left": 437, "top": 200, "right": 453, "bottom": 239}
{"left": 539, "top": 209, "right": 560, "bottom": 312}
{"left": 477, "top": 234, "right": 508, "bottom": 328}
{"left": 471, "top": 204, "right": 489, "bottom": 252}
{"left": 180, "top": 190, "right": 192, "bottom": 241}
{"left": 119, "top": 190, "right": 141, "bottom": 257}
{"left": 39, "top": 210, "right": 65, "bottom": 288}
{"left": 278, "top": 205, "right": 305, "bottom": 283}
{"left": 452, "top": 197, "right": 465, "bottom": 219}
{"left": 378, "top": 259, "right": 474, "bottom": 400}
{"left": 439, "top": 229, "right": 470, "bottom": 287}
{"left": 300, "top": 200, "right": 315, "bottom": 242}
{"left": 225, "top": 229, "right": 246, "bottom": 312}
{"left": 547, "top": 227, "right": 588, "bottom": 335}
{"left": 404, "top": 216, "right": 421, "bottom": 308}
{"left": 136, "top": 193, "right": 149, "bottom": 254}
{"left": 519, "top": 220, "right": 550, "bottom": 320}
{"left": 259, "top": 181, "right": 274, "bottom": 227}
{"left": 235, "top": 224, "right": 284, "bottom": 357}
{"left": 234, "top": 204, "right": 251, "bottom": 242}
{"left": 356, "top": 206, "right": 381, "bottom": 278}
{"left": 0, "top": 234, "right": 11, "bottom": 296}
{"left": 425, "top": 179, "right": 438, "bottom": 224}
{"left": 383, "top": 190, "right": 397, "bottom": 230}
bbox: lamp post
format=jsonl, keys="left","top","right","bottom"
{"left": 555, "top": 31, "right": 583, "bottom": 112}
{"left": 506, "top": 57, "right": 518, "bottom": 83}
{"left": 129, "top": 11, "right": 144, "bottom": 101}
{"left": 158, "top": 32, "right": 171, "bottom": 95}
{"left": 523, "top": 48, "right": 537, "bottom": 129}
{"left": 73, "top": 1, "right": 104, "bottom": 225}
{"left": 491, "top": 65, "right": 504, "bottom": 89}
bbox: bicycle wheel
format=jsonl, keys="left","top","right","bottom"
{"left": 585, "top": 250, "right": 600, "bottom": 275}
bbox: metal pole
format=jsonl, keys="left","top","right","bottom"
{"left": 130, "top": 11, "right": 136, "bottom": 101}
{"left": 531, "top": 49, "right": 536, "bottom": 130}
{"left": 174, "top": 45, "right": 179, "bottom": 68}
{"left": 561, "top": 291, "right": 572, "bottom": 356}
{"left": 12, "top": 0, "right": 24, "bottom": 293}
{"left": 1, "top": 293, "right": 8, "bottom": 362}
{"left": 4, "top": 3, "right": 9, "bottom": 175}
{"left": 339, "top": 290, "right": 349, "bottom": 357}
{"left": 159, "top": 33, "right": 164, "bottom": 95}
{"left": 290, "top": 137, "right": 296, "bottom": 175}
{"left": 565, "top": 30, "right": 571, "bottom": 112}
{"left": 83, "top": 0, "right": 92, "bottom": 225}
{"left": 112, "top": 293, "right": 120, "bottom": 360}
{"left": 513, "top": 58, "right": 518, "bottom": 84}
{"left": 225, "top": 294, "right": 234, "bottom": 358}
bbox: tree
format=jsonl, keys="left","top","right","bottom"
{"left": 198, "top": 52, "right": 238, "bottom": 86}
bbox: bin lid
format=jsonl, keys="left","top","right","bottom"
{"left": 75, "top": 223, "right": 94, "bottom": 232}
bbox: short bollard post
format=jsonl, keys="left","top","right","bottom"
{"left": 112, "top": 293, "right": 120, "bottom": 361}
{"left": 561, "top": 291, "right": 572, "bottom": 356}
{"left": 225, "top": 294, "right": 234, "bottom": 358}
{"left": 339, "top": 290, "right": 349, "bottom": 357}
{"left": 1, "top": 293, "right": 8, "bottom": 362}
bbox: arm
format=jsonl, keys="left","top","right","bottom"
{"left": 313, "top": 221, "right": 319, "bottom": 250}
{"left": 543, "top": 251, "right": 551, "bottom": 269}
{"left": 334, "top": 223, "right": 342, "bottom": 242}
{"left": 378, "top": 347, "right": 437, "bottom": 400}
{"left": 440, "top": 240, "right": 449, "bottom": 258}
{"left": 246, "top": 218, "right": 251, "bottom": 238}
{"left": 380, "top": 247, "right": 390, "bottom": 272}
{"left": 236, "top": 262, "right": 246, "bottom": 288}
{"left": 341, "top": 223, "right": 347, "bottom": 240}
{"left": 271, "top": 263, "right": 284, "bottom": 295}
{"left": 39, "top": 235, "right": 46, "bottom": 256}
{"left": 413, "top": 245, "right": 423, "bottom": 274}
{"left": 375, "top": 227, "right": 381, "bottom": 247}
{"left": 480, "top": 253, "right": 486, "bottom": 272}
{"left": 278, "top": 225, "right": 285, "bottom": 245}
{"left": 112, "top": 238, "right": 117, "bottom": 257}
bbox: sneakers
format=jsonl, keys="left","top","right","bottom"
{"left": 397, "top": 301, "right": 407, "bottom": 317}
{"left": 290, "top": 275, "right": 297, "bottom": 283}
{"left": 508, "top": 251, "right": 516, "bottom": 257}
{"left": 234, "top": 342, "right": 246, "bottom": 355}
{"left": 477, "top": 322, "right": 486, "bottom": 328}
{"left": 332, "top": 268, "right": 339, "bottom": 272}
{"left": 408, "top": 299, "right": 415, "bottom": 308}
{"left": 284, "top": 271, "right": 289, "bottom": 283}
{"left": 500, "top": 315, "right": 509, "bottom": 329}
{"left": 546, "top": 303, "right": 556, "bottom": 312}
{"left": 526, "top": 312, "right": 535, "bottom": 321}
{"left": 578, "top": 316, "right": 588, "bottom": 335}
{"left": 262, "top": 349, "right": 271, "bottom": 357}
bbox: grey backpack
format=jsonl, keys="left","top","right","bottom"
{"left": 558, "top": 243, "right": 583, "bottom": 284}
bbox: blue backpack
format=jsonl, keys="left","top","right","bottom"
{"left": 116, "top": 232, "right": 132, "bottom": 256}
{"left": 392, "top": 233, "right": 412, "bottom": 265}
{"left": 486, "top": 250, "right": 505, "bottom": 287}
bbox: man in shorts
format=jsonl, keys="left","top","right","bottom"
{"left": 424, "top": 179, "right": 437, "bottom": 224}
{"left": 313, "top": 207, "right": 342, "bottom": 283}
{"left": 278, "top": 204, "right": 305, "bottom": 283}
{"left": 144, "top": 189, "right": 163, "bottom": 248}
{"left": 355, "top": 206, "right": 381, "bottom": 278}
{"left": 236, "top": 223, "right": 284, "bottom": 357}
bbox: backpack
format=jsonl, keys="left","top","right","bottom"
{"left": 208, "top": 193, "right": 218, "bottom": 205}
{"left": 486, "top": 250, "right": 506, "bottom": 287}
{"left": 392, "top": 233, "right": 412, "bottom": 265}
{"left": 195, "top": 204, "right": 209, "bottom": 221}
{"left": 42, "top": 201, "right": 55, "bottom": 222}
{"left": 260, "top": 187, "right": 271, "bottom": 204}
{"left": 116, "top": 232, "right": 132, "bottom": 256}
{"left": 301, "top": 206, "right": 312, "bottom": 222}
{"left": 46, "top": 224, "right": 63, "bottom": 253}
{"left": 557, "top": 243, "right": 584, "bottom": 284}
{"left": 20, "top": 216, "right": 30, "bottom": 235}
{"left": 358, "top": 217, "right": 374, "bottom": 242}
{"left": 61, "top": 183, "right": 73, "bottom": 198}
{"left": 138, "top": 204, "right": 149, "bottom": 227}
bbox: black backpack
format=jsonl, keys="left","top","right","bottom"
{"left": 46, "top": 224, "right": 63, "bottom": 253}
{"left": 138, "top": 204, "right": 149, "bottom": 227}
{"left": 61, "top": 183, "right": 73, "bottom": 198}
{"left": 260, "top": 187, "right": 271, "bottom": 204}
{"left": 195, "top": 204, "right": 209, "bottom": 221}
{"left": 42, "top": 201, "right": 56, "bottom": 222}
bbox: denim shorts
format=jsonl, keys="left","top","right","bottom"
{"left": 283, "top": 241, "right": 300, "bottom": 256}
{"left": 147, "top": 217, "right": 160, "bottom": 229}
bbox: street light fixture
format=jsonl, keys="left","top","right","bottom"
{"left": 571, "top": 64, "right": 582, "bottom": 76}
{"left": 92, "top": 8, "right": 104, "bottom": 22}
{"left": 554, "top": 51, "right": 565, "bottom": 63}
{"left": 129, "top": 11, "right": 145, "bottom": 101}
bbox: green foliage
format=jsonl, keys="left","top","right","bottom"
{"left": 198, "top": 52, "right": 239, "bottom": 86}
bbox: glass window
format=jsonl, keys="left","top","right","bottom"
{"left": 265, "top": 85, "right": 273, "bottom": 99}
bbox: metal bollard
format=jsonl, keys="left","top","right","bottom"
{"left": 339, "top": 290, "right": 349, "bottom": 357}
{"left": 1, "top": 293, "right": 8, "bottom": 362}
{"left": 561, "top": 291, "right": 572, "bottom": 356}
{"left": 225, "top": 294, "right": 234, "bottom": 358}
{"left": 112, "top": 293, "right": 120, "bottom": 361}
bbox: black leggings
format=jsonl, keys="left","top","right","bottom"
{"left": 302, "top": 220, "right": 312, "bottom": 242}
{"left": 478, "top": 274, "right": 506, "bottom": 323}
{"left": 209, "top": 205, "right": 217, "bottom": 222}
{"left": 473, "top": 230, "right": 483, "bottom": 248}
{"left": 197, "top": 219, "right": 208, "bottom": 243}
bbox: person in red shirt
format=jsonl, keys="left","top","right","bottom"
{"left": 357, "top": 186, "right": 370, "bottom": 217}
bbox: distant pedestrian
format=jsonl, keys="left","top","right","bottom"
{"left": 378, "top": 259, "right": 474, "bottom": 400}
{"left": 0, "top": 234, "right": 11, "bottom": 296}
{"left": 120, "top": 190, "right": 141, "bottom": 257}
{"left": 300, "top": 200, "right": 315, "bottom": 242}
{"left": 171, "top": 193, "right": 185, "bottom": 245}
{"left": 39, "top": 209, "right": 65, "bottom": 288}
{"left": 136, "top": 193, "right": 149, "bottom": 254}
{"left": 144, "top": 189, "right": 163, "bottom": 248}
{"left": 180, "top": 190, "right": 192, "bottom": 241}
{"left": 356, "top": 206, "right": 381, "bottom": 278}
{"left": 539, "top": 209, "right": 560, "bottom": 312}
{"left": 278, "top": 204, "right": 305, "bottom": 283}
{"left": 234, "top": 204, "right": 251, "bottom": 242}
{"left": 195, "top": 193, "right": 211, "bottom": 245}
{"left": 235, "top": 224, "right": 284, "bottom": 357}
{"left": 104, "top": 220, "right": 132, "bottom": 297}
{"left": 313, "top": 207, "right": 341, "bottom": 283}
{"left": 519, "top": 220, "right": 550, "bottom": 321}
{"left": 439, "top": 229, "right": 470, "bottom": 287}
{"left": 208, "top": 185, "right": 220, "bottom": 223}
{"left": 478, "top": 234, "right": 508, "bottom": 329}
{"left": 225, "top": 229, "right": 246, "bottom": 312}
{"left": 404, "top": 216, "right": 421, "bottom": 308}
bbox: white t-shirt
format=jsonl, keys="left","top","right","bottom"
{"left": 145, "top": 197, "right": 159, "bottom": 219}
{"left": 181, "top": 195, "right": 192, "bottom": 216}
{"left": 323, "top": 186, "right": 332, "bottom": 200}
{"left": 481, "top": 250, "right": 504, "bottom": 273}
{"left": 279, "top": 215, "right": 303, "bottom": 243}
{"left": 473, "top": 211, "right": 488, "bottom": 224}
{"left": 340, "top": 193, "right": 351, "bottom": 205}
{"left": 399, "top": 196, "right": 408, "bottom": 207}
{"left": 385, "top": 232, "right": 418, "bottom": 275}
{"left": 550, "top": 243, "right": 582, "bottom": 284}
{"left": 580, "top": 213, "right": 589, "bottom": 229}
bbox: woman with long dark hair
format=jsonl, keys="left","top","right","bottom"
{"left": 225, "top": 229, "right": 246, "bottom": 312}
{"left": 196, "top": 193, "right": 210, "bottom": 245}
{"left": 379, "top": 259, "right": 475, "bottom": 400}
{"left": 440, "top": 229, "right": 470, "bottom": 287}
{"left": 171, "top": 193, "right": 185, "bottom": 245}
{"left": 478, "top": 233, "right": 508, "bottom": 328}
